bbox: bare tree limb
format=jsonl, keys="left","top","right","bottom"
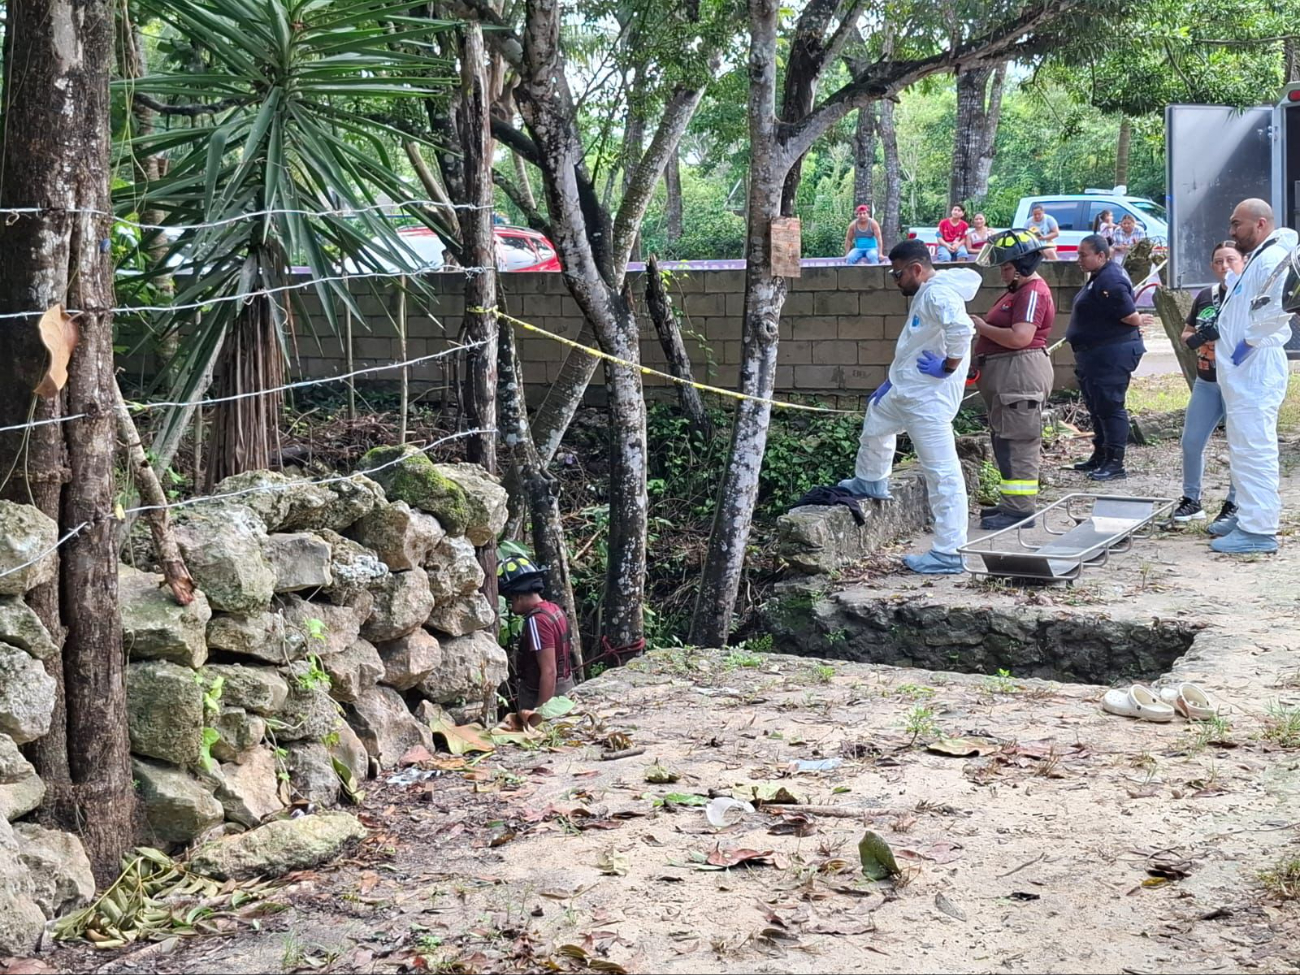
{"left": 493, "top": 169, "right": 551, "bottom": 234}
{"left": 492, "top": 117, "right": 542, "bottom": 166}
{"left": 449, "top": 0, "right": 524, "bottom": 67}
{"left": 129, "top": 93, "right": 246, "bottom": 116}
{"left": 780, "top": 0, "right": 1084, "bottom": 162}
{"left": 610, "top": 80, "right": 712, "bottom": 285}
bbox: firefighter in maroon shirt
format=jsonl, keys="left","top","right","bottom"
{"left": 969, "top": 229, "right": 1057, "bottom": 530}
{"left": 498, "top": 555, "right": 575, "bottom": 710}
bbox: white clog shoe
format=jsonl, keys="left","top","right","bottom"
{"left": 1158, "top": 682, "right": 1221, "bottom": 721}
{"left": 1101, "top": 684, "right": 1176, "bottom": 723}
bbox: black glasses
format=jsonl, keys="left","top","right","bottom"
{"left": 888, "top": 268, "right": 904, "bottom": 280}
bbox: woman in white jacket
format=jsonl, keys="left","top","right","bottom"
{"left": 839, "top": 239, "right": 981, "bottom": 574}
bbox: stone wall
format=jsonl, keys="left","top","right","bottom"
{"left": 0, "top": 456, "right": 510, "bottom": 952}
{"left": 117, "top": 263, "right": 1085, "bottom": 408}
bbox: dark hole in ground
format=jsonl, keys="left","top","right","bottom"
{"left": 763, "top": 590, "right": 1200, "bottom": 686}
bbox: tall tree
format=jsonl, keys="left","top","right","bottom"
{"left": 950, "top": 61, "right": 1007, "bottom": 204}
{"left": 0, "top": 0, "right": 134, "bottom": 877}
{"left": 852, "top": 102, "right": 877, "bottom": 210}
{"left": 690, "top": 0, "right": 1096, "bottom": 648}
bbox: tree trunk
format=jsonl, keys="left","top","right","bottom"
{"left": 530, "top": 321, "right": 601, "bottom": 464}
{"left": 1286, "top": 37, "right": 1300, "bottom": 84}
{"left": 880, "top": 99, "right": 902, "bottom": 251}
{"left": 665, "top": 154, "right": 683, "bottom": 248}
{"left": 206, "top": 294, "right": 285, "bottom": 487}
{"left": 853, "top": 103, "right": 877, "bottom": 210}
{"left": 690, "top": 0, "right": 784, "bottom": 648}
{"left": 1115, "top": 116, "right": 1132, "bottom": 188}
{"left": 496, "top": 323, "right": 583, "bottom": 671}
{"left": 0, "top": 0, "right": 133, "bottom": 879}
{"left": 512, "top": 150, "right": 538, "bottom": 212}
{"left": 621, "top": 95, "right": 645, "bottom": 261}
{"left": 646, "top": 254, "right": 711, "bottom": 439}
{"left": 950, "top": 65, "right": 991, "bottom": 206}
{"left": 1154, "top": 288, "right": 1199, "bottom": 391}
{"left": 457, "top": 22, "right": 500, "bottom": 623}
{"left": 974, "top": 63, "right": 1007, "bottom": 196}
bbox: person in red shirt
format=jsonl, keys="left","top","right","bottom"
{"left": 936, "top": 204, "right": 971, "bottom": 262}
{"left": 498, "top": 555, "right": 575, "bottom": 710}
{"left": 969, "top": 229, "right": 1057, "bottom": 530}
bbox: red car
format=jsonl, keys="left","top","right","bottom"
{"left": 381, "top": 224, "right": 561, "bottom": 273}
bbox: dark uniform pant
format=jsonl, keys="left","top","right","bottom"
{"left": 1073, "top": 339, "right": 1144, "bottom": 455}
{"left": 976, "top": 349, "right": 1055, "bottom": 516}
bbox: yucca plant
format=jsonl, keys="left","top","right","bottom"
{"left": 117, "top": 0, "right": 456, "bottom": 483}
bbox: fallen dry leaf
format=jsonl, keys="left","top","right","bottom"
{"left": 705, "top": 847, "right": 775, "bottom": 868}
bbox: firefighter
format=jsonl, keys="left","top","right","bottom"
{"left": 969, "top": 229, "right": 1057, "bottom": 530}
{"left": 498, "top": 555, "right": 576, "bottom": 710}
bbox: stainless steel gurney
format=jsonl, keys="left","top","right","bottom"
{"left": 959, "top": 493, "right": 1176, "bottom": 582}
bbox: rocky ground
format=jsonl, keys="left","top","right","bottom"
{"left": 11, "top": 434, "right": 1294, "bottom": 975}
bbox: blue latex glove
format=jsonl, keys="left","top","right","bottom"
{"left": 916, "top": 350, "right": 949, "bottom": 378}
{"left": 869, "top": 379, "right": 892, "bottom": 405}
{"left": 1230, "top": 339, "right": 1254, "bottom": 366}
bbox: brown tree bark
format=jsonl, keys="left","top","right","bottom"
{"left": 0, "top": 0, "right": 134, "bottom": 879}
{"left": 1115, "top": 116, "right": 1132, "bottom": 188}
{"left": 457, "top": 22, "right": 501, "bottom": 621}
{"left": 1286, "top": 37, "right": 1300, "bottom": 83}
{"left": 950, "top": 61, "right": 1006, "bottom": 205}
{"left": 853, "top": 103, "right": 877, "bottom": 210}
{"left": 880, "top": 99, "right": 903, "bottom": 251}
{"left": 665, "top": 154, "right": 683, "bottom": 248}
{"left": 645, "top": 255, "right": 711, "bottom": 439}
{"left": 497, "top": 319, "right": 583, "bottom": 671}
{"left": 206, "top": 294, "right": 285, "bottom": 487}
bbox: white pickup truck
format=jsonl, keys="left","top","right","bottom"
{"left": 907, "top": 190, "right": 1169, "bottom": 260}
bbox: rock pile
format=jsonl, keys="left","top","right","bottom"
{"left": 0, "top": 453, "right": 510, "bottom": 953}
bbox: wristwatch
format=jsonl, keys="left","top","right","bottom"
{"left": 941, "top": 361, "right": 958, "bottom": 374}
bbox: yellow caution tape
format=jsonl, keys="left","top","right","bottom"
{"left": 479, "top": 307, "right": 858, "bottom": 415}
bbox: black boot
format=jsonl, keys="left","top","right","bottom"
{"left": 1072, "top": 442, "right": 1104, "bottom": 472}
{"left": 1088, "top": 446, "right": 1127, "bottom": 481}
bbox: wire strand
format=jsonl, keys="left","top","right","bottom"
{"left": 0, "top": 521, "right": 89, "bottom": 580}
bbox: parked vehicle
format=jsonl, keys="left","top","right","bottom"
{"left": 355, "top": 224, "right": 561, "bottom": 273}
{"left": 908, "top": 191, "right": 1169, "bottom": 260}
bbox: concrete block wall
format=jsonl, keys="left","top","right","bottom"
{"left": 120, "top": 262, "right": 1086, "bottom": 409}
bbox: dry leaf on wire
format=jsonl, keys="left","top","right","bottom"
{"left": 33, "top": 305, "right": 79, "bottom": 398}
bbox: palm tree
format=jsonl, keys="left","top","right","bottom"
{"left": 118, "top": 0, "right": 457, "bottom": 483}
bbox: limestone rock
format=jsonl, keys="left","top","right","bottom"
{"left": 346, "top": 684, "right": 433, "bottom": 768}
{"left": 210, "top": 707, "right": 267, "bottom": 763}
{"left": 190, "top": 811, "right": 366, "bottom": 880}
{"left": 426, "top": 592, "right": 496, "bottom": 638}
{"left": 417, "top": 630, "right": 508, "bottom": 705}
{"left": 0, "top": 733, "right": 44, "bottom": 822}
{"left": 0, "top": 819, "right": 44, "bottom": 955}
{"left": 119, "top": 564, "right": 212, "bottom": 667}
{"left": 212, "top": 471, "right": 332, "bottom": 533}
{"left": 346, "top": 501, "right": 444, "bottom": 571}
{"left": 304, "top": 532, "right": 382, "bottom": 624}
{"left": 0, "top": 501, "right": 57, "bottom": 597}
{"left": 126, "top": 660, "right": 204, "bottom": 765}
{"left": 322, "top": 638, "right": 384, "bottom": 704}
{"left": 133, "top": 758, "right": 224, "bottom": 844}
{"left": 361, "top": 568, "right": 434, "bottom": 643}
{"left": 0, "top": 642, "right": 55, "bottom": 745}
{"left": 14, "top": 823, "right": 95, "bottom": 919}
{"left": 328, "top": 721, "right": 370, "bottom": 784}
{"left": 175, "top": 505, "right": 275, "bottom": 613}
{"left": 206, "top": 664, "right": 288, "bottom": 715}
{"left": 206, "top": 611, "right": 291, "bottom": 663}
{"left": 276, "top": 661, "right": 342, "bottom": 743}
{"left": 285, "top": 742, "right": 340, "bottom": 806}
{"left": 376, "top": 628, "right": 441, "bottom": 691}
{"left": 425, "top": 535, "right": 484, "bottom": 600}
{"left": 431, "top": 463, "right": 508, "bottom": 546}
{"left": 285, "top": 475, "right": 385, "bottom": 533}
{"left": 278, "top": 595, "right": 361, "bottom": 658}
{"left": 0, "top": 596, "right": 57, "bottom": 660}
{"left": 263, "top": 533, "right": 333, "bottom": 593}
{"left": 214, "top": 747, "right": 286, "bottom": 828}
{"left": 359, "top": 446, "right": 474, "bottom": 535}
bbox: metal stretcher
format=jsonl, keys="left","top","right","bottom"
{"left": 959, "top": 493, "right": 1176, "bottom": 582}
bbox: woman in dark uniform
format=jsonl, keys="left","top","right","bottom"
{"left": 1067, "top": 234, "right": 1152, "bottom": 481}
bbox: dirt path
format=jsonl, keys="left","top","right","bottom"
{"left": 41, "top": 438, "right": 1300, "bottom": 975}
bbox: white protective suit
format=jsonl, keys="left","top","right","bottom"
{"left": 852, "top": 268, "right": 981, "bottom": 554}
{"left": 1214, "top": 226, "right": 1300, "bottom": 536}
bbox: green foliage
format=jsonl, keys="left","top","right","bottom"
{"left": 902, "top": 704, "right": 941, "bottom": 744}
{"left": 297, "top": 655, "right": 332, "bottom": 692}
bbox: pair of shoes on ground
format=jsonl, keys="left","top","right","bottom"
{"left": 1072, "top": 448, "right": 1126, "bottom": 481}
{"left": 979, "top": 507, "right": 1035, "bottom": 531}
{"left": 1101, "top": 682, "right": 1221, "bottom": 723}
{"left": 1173, "top": 497, "right": 1236, "bottom": 527}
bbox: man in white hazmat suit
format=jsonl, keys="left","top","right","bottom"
{"left": 1209, "top": 198, "right": 1299, "bottom": 554}
{"left": 838, "top": 239, "right": 981, "bottom": 574}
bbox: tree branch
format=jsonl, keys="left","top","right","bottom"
{"left": 493, "top": 169, "right": 551, "bottom": 234}
{"left": 448, "top": 0, "right": 524, "bottom": 68}
{"left": 491, "top": 117, "right": 541, "bottom": 166}
{"left": 610, "top": 80, "right": 711, "bottom": 283}
{"left": 129, "top": 93, "right": 245, "bottom": 116}
{"left": 781, "top": 0, "right": 1084, "bottom": 161}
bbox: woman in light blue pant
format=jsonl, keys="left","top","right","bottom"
{"left": 1172, "top": 240, "right": 1243, "bottom": 527}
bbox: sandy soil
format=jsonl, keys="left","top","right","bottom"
{"left": 36, "top": 437, "right": 1300, "bottom": 975}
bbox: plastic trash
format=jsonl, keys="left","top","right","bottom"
{"left": 795, "top": 758, "right": 843, "bottom": 773}
{"left": 705, "top": 797, "right": 754, "bottom": 828}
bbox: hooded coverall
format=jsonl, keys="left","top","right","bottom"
{"left": 851, "top": 268, "right": 981, "bottom": 554}
{"left": 1214, "top": 227, "right": 1300, "bottom": 536}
